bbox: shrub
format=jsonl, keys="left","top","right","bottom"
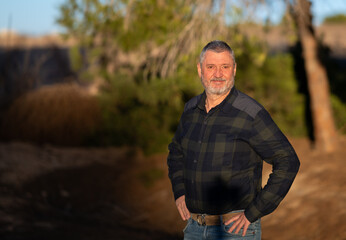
{"left": 331, "top": 95, "right": 346, "bottom": 134}
{"left": 236, "top": 53, "right": 306, "bottom": 137}
{"left": 323, "top": 14, "right": 346, "bottom": 24}
{"left": 1, "top": 83, "right": 100, "bottom": 146}
{"left": 94, "top": 75, "right": 185, "bottom": 154}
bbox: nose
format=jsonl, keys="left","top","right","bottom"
{"left": 214, "top": 67, "right": 223, "bottom": 78}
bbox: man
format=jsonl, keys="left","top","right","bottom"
{"left": 167, "top": 40, "right": 300, "bottom": 239}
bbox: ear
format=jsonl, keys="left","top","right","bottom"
{"left": 233, "top": 63, "right": 237, "bottom": 76}
{"left": 197, "top": 63, "right": 202, "bottom": 78}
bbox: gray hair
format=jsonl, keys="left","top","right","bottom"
{"left": 199, "top": 40, "right": 236, "bottom": 65}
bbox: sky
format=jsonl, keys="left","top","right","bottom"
{"left": 0, "top": 0, "right": 64, "bottom": 35}
{"left": 0, "top": 0, "right": 346, "bottom": 36}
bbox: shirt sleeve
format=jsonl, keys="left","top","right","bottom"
{"left": 245, "top": 109, "right": 300, "bottom": 222}
{"left": 167, "top": 114, "right": 186, "bottom": 200}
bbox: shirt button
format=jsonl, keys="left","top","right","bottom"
{"left": 198, "top": 140, "right": 202, "bottom": 144}
{"left": 193, "top": 159, "right": 197, "bottom": 163}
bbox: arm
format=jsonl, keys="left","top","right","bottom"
{"left": 167, "top": 118, "right": 185, "bottom": 200}
{"left": 245, "top": 109, "right": 300, "bottom": 222}
{"left": 167, "top": 116, "right": 191, "bottom": 220}
{"left": 167, "top": 115, "right": 186, "bottom": 206}
{"left": 168, "top": 96, "right": 201, "bottom": 220}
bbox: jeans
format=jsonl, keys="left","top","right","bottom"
{"left": 183, "top": 212, "right": 261, "bottom": 240}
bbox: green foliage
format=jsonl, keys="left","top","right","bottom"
{"left": 57, "top": 0, "right": 204, "bottom": 153}
{"left": 57, "top": 0, "right": 346, "bottom": 153}
{"left": 95, "top": 74, "right": 184, "bottom": 154}
{"left": 69, "top": 45, "right": 84, "bottom": 72}
{"left": 57, "top": 0, "right": 192, "bottom": 51}
{"left": 323, "top": 14, "right": 346, "bottom": 24}
{"left": 236, "top": 43, "right": 306, "bottom": 136}
{"left": 57, "top": 0, "right": 123, "bottom": 42}
{"left": 117, "top": 0, "right": 191, "bottom": 51}
{"left": 331, "top": 95, "right": 346, "bottom": 134}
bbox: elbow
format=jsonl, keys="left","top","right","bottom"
{"left": 294, "top": 153, "right": 300, "bottom": 173}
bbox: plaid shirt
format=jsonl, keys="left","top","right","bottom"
{"left": 167, "top": 87, "right": 300, "bottom": 222}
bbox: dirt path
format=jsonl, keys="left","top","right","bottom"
{"left": 0, "top": 137, "right": 345, "bottom": 239}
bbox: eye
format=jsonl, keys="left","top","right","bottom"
{"left": 222, "top": 65, "right": 230, "bottom": 69}
{"left": 207, "top": 65, "right": 214, "bottom": 69}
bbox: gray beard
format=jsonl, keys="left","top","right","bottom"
{"left": 201, "top": 77, "right": 234, "bottom": 96}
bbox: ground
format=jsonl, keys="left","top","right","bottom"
{"left": 0, "top": 136, "right": 345, "bottom": 240}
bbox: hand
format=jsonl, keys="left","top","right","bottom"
{"left": 175, "top": 195, "right": 190, "bottom": 221}
{"left": 224, "top": 212, "right": 251, "bottom": 237}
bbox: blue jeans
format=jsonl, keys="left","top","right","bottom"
{"left": 183, "top": 212, "right": 261, "bottom": 240}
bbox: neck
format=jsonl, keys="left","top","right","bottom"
{"left": 205, "top": 90, "right": 231, "bottom": 113}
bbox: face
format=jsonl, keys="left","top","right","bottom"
{"left": 197, "top": 50, "right": 236, "bottom": 96}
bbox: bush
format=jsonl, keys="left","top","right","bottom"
{"left": 236, "top": 53, "right": 306, "bottom": 137}
{"left": 94, "top": 75, "right": 186, "bottom": 154}
{"left": 1, "top": 83, "right": 100, "bottom": 146}
{"left": 331, "top": 95, "right": 346, "bottom": 134}
{"left": 323, "top": 14, "right": 346, "bottom": 24}
{"left": 92, "top": 37, "right": 311, "bottom": 153}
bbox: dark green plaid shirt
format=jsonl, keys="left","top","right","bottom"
{"left": 167, "top": 87, "right": 300, "bottom": 222}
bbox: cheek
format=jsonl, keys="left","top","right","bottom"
{"left": 226, "top": 73, "right": 235, "bottom": 81}
{"left": 203, "top": 71, "right": 213, "bottom": 80}
{"left": 201, "top": 75, "right": 211, "bottom": 88}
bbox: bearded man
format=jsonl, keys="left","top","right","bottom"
{"left": 167, "top": 40, "right": 300, "bottom": 240}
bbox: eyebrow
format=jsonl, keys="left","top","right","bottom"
{"left": 206, "top": 62, "right": 232, "bottom": 64}
{"left": 205, "top": 64, "right": 232, "bottom": 66}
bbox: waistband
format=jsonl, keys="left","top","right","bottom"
{"left": 191, "top": 210, "right": 244, "bottom": 226}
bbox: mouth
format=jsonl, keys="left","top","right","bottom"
{"left": 211, "top": 78, "right": 226, "bottom": 85}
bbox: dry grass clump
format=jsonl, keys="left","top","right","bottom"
{"left": 1, "top": 83, "right": 100, "bottom": 146}
{"left": 0, "top": 31, "right": 76, "bottom": 48}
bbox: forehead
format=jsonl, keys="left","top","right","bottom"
{"left": 203, "top": 50, "right": 233, "bottom": 65}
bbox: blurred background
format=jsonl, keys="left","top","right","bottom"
{"left": 0, "top": 0, "right": 345, "bottom": 239}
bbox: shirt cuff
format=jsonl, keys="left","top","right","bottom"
{"left": 172, "top": 183, "right": 186, "bottom": 200}
{"left": 244, "top": 203, "right": 263, "bottom": 223}
{"left": 173, "top": 190, "right": 186, "bottom": 200}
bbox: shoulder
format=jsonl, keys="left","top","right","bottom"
{"left": 183, "top": 94, "right": 203, "bottom": 112}
{"left": 232, "top": 90, "right": 264, "bottom": 119}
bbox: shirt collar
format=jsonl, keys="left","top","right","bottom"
{"left": 196, "top": 87, "right": 238, "bottom": 113}
{"left": 197, "top": 92, "right": 207, "bottom": 111}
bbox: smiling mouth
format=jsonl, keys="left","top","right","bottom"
{"left": 211, "top": 78, "right": 226, "bottom": 82}
{"left": 211, "top": 78, "right": 226, "bottom": 84}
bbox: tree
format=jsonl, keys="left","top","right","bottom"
{"left": 57, "top": 0, "right": 229, "bottom": 82}
{"left": 55, "top": 0, "right": 316, "bottom": 152}
{"left": 289, "top": 0, "right": 338, "bottom": 152}
{"left": 56, "top": 0, "right": 233, "bottom": 153}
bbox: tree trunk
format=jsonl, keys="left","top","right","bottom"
{"left": 293, "top": 0, "right": 337, "bottom": 152}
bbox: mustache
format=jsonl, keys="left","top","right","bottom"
{"left": 211, "top": 78, "right": 226, "bottom": 81}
